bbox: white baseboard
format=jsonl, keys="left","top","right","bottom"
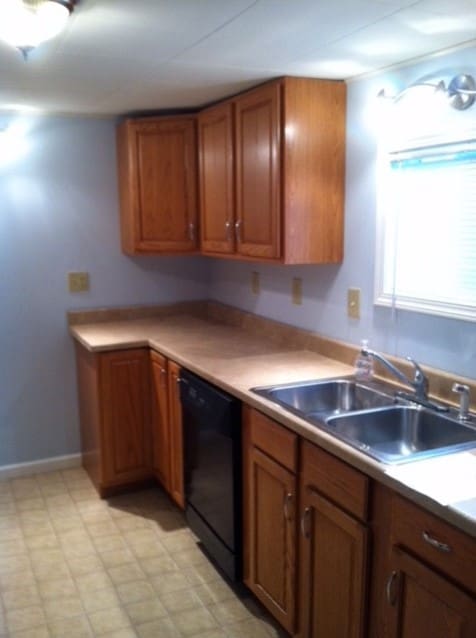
{"left": 0, "top": 453, "right": 82, "bottom": 480}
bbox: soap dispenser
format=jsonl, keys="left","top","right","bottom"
{"left": 354, "top": 339, "right": 374, "bottom": 381}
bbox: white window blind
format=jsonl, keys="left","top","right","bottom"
{"left": 376, "top": 140, "right": 476, "bottom": 322}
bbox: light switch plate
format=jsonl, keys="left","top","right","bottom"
{"left": 68, "top": 272, "right": 90, "bottom": 293}
{"left": 292, "top": 278, "right": 302, "bottom": 305}
{"left": 348, "top": 287, "right": 360, "bottom": 319}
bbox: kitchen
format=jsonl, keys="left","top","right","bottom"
{"left": 1, "top": 1, "right": 476, "bottom": 637}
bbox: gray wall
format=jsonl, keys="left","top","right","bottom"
{"left": 0, "top": 116, "right": 209, "bottom": 466}
{"left": 208, "top": 44, "right": 476, "bottom": 379}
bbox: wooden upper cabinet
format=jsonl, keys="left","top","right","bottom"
{"left": 235, "top": 82, "right": 281, "bottom": 260}
{"left": 117, "top": 116, "right": 198, "bottom": 255}
{"left": 198, "top": 102, "right": 235, "bottom": 254}
{"left": 200, "top": 77, "right": 345, "bottom": 264}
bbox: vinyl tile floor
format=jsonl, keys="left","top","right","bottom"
{"left": 0, "top": 467, "right": 287, "bottom": 638}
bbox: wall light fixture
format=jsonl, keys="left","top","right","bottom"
{"left": 0, "top": 0, "right": 76, "bottom": 60}
{"left": 378, "top": 74, "right": 476, "bottom": 111}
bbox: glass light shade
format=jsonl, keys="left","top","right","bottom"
{"left": 0, "top": 0, "right": 70, "bottom": 50}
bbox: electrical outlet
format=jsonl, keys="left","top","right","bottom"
{"left": 292, "top": 277, "right": 302, "bottom": 305}
{"left": 348, "top": 287, "right": 360, "bottom": 319}
{"left": 68, "top": 272, "right": 90, "bottom": 293}
{"left": 251, "top": 271, "right": 260, "bottom": 295}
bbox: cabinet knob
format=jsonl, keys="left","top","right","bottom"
{"left": 188, "top": 222, "right": 195, "bottom": 242}
{"left": 225, "top": 220, "right": 232, "bottom": 241}
{"left": 300, "top": 507, "right": 311, "bottom": 538}
{"left": 234, "top": 219, "right": 242, "bottom": 242}
{"left": 385, "top": 571, "right": 398, "bottom": 606}
{"left": 283, "top": 493, "right": 293, "bottom": 521}
{"left": 422, "top": 531, "right": 452, "bottom": 553}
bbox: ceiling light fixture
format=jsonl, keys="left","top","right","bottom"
{"left": 378, "top": 74, "right": 476, "bottom": 111}
{"left": 0, "top": 0, "right": 76, "bottom": 60}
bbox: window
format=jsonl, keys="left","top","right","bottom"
{"left": 375, "top": 135, "right": 476, "bottom": 322}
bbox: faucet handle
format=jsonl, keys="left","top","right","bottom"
{"left": 452, "top": 383, "right": 471, "bottom": 421}
{"left": 406, "top": 357, "right": 429, "bottom": 395}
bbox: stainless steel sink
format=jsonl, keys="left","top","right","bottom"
{"left": 251, "top": 377, "right": 476, "bottom": 464}
{"left": 252, "top": 378, "right": 395, "bottom": 419}
{"left": 326, "top": 406, "right": 476, "bottom": 464}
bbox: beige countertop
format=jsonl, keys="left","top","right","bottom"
{"left": 70, "top": 314, "right": 476, "bottom": 538}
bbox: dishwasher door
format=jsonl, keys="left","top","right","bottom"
{"left": 180, "top": 370, "right": 242, "bottom": 581}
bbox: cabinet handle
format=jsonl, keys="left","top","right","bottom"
{"left": 386, "top": 571, "right": 398, "bottom": 606}
{"left": 301, "top": 507, "right": 311, "bottom": 538}
{"left": 283, "top": 493, "right": 293, "bottom": 521}
{"left": 188, "top": 222, "right": 195, "bottom": 242}
{"left": 160, "top": 368, "right": 167, "bottom": 376}
{"left": 422, "top": 531, "right": 452, "bottom": 553}
{"left": 234, "top": 219, "right": 242, "bottom": 242}
{"left": 176, "top": 377, "right": 182, "bottom": 384}
{"left": 225, "top": 220, "right": 232, "bottom": 241}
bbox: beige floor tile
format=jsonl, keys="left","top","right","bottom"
{"left": 69, "top": 488, "right": 98, "bottom": 503}
{"left": 57, "top": 528, "right": 92, "bottom": 548}
{"left": 136, "top": 616, "right": 180, "bottom": 638}
{"left": 67, "top": 553, "right": 104, "bottom": 577}
{"left": 122, "top": 530, "right": 158, "bottom": 547}
{"left": 129, "top": 541, "right": 167, "bottom": 560}
{"left": 50, "top": 514, "right": 84, "bottom": 533}
{"left": 24, "top": 533, "right": 59, "bottom": 551}
{"left": 21, "top": 521, "right": 55, "bottom": 538}
{"left": 114, "top": 517, "right": 150, "bottom": 533}
{"left": 6, "top": 605, "right": 46, "bottom": 633}
{"left": 88, "top": 606, "right": 131, "bottom": 635}
{"left": 11, "top": 479, "right": 41, "bottom": 500}
{"left": 33, "top": 560, "right": 71, "bottom": 582}
{"left": 0, "top": 553, "right": 31, "bottom": 575}
{"left": 172, "top": 548, "right": 209, "bottom": 568}
{"left": 38, "top": 576, "right": 77, "bottom": 601}
{"left": 108, "top": 563, "right": 145, "bottom": 586}
{"left": 100, "top": 548, "right": 136, "bottom": 569}
{"left": 15, "top": 498, "right": 46, "bottom": 512}
{"left": 0, "top": 568, "right": 36, "bottom": 592}
{"left": 138, "top": 555, "right": 178, "bottom": 577}
{"left": 116, "top": 580, "right": 156, "bottom": 605}
{"left": 29, "top": 549, "right": 64, "bottom": 567}
{"left": 43, "top": 596, "right": 84, "bottom": 622}
{"left": 100, "top": 628, "right": 138, "bottom": 638}
{"left": 86, "top": 520, "right": 119, "bottom": 538}
{"left": 93, "top": 534, "right": 127, "bottom": 553}
{"left": 62, "top": 539, "right": 97, "bottom": 560}
{"left": 76, "top": 570, "right": 113, "bottom": 595}
{"left": 182, "top": 563, "right": 222, "bottom": 586}
{"left": 224, "top": 618, "right": 272, "bottom": 638}
{"left": 161, "top": 531, "right": 197, "bottom": 553}
{"left": 34, "top": 471, "right": 64, "bottom": 485}
{"left": 150, "top": 572, "right": 190, "bottom": 596}
{"left": 159, "top": 588, "right": 203, "bottom": 614}
{"left": 2, "top": 584, "right": 41, "bottom": 610}
{"left": 0, "top": 537, "right": 27, "bottom": 555}
{"left": 194, "top": 631, "right": 227, "bottom": 638}
{"left": 124, "top": 597, "right": 167, "bottom": 625}
{"left": 48, "top": 614, "right": 93, "bottom": 638}
{"left": 193, "top": 580, "right": 236, "bottom": 606}
{"left": 39, "top": 483, "right": 68, "bottom": 497}
{"left": 79, "top": 585, "right": 120, "bottom": 614}
{"left": 9, "top": 624, "right": 51, "bottom": 638}
{"left": 208, "top": 598, "right": 253, "bottom": 626}
{"left": 171, "top": 607, "right": 218, "bottom": 637}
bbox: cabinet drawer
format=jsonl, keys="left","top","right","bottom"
{"left": 392, "top": 494, "right": 476, "bottom": 594}
{"left": 245, "top": 407, "right": 297, "bottom": 472}
{"left": 301, "top": 441, "right": 369, "bottom": 521}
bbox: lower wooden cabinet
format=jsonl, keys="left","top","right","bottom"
{"left": 243, "top": 406, "right": 298, "bottom": 634}
{"left": 385, "top": 546, "right": 476, "bottom": 638}
{"left": 75, "top": 344, "right": 152, "bottom": 496}
{"left": 150, "top": 350, "right": 170, "bottom": 490}
{"left": 167, "top": 360, "right": 185, "bottom": 509}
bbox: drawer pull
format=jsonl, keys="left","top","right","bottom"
{"left": 301, "top": 507, "right": 311, "bottom": 539}
{"left": 225, "top": 220, "right": 232, "bottom": 241}
{"left": 422, "top": 531, "right": 452, "bottom": 553}
{"left": 235, "top": 219, "right": 242, "bottom": 242}
{"left": 283, "top": 493, "right": 293, "bottom": 521}
{"left": 386, "top": 571, "right": 398, "bottom": 606}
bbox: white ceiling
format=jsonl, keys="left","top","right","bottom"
{"left": 1, "top": 0, "right": 476, "bottom": 115}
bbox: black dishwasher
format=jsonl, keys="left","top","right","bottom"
{"left": 180, "top": 369, "right": 242, "bottom": 582}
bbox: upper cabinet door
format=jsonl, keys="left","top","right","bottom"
{"left": 198, "top": 102, "right": 235, "bottom": 255}
{"left": 235, "top": 83, "right": 281, "bottom": 260}
{"left": 117, "top": 117, "right": 198, "bottom": 255}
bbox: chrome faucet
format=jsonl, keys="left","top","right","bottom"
{"left": 361, "top": 348, "right": 429, "bottom": 401}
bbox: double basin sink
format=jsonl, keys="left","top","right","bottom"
{"left": 252, "top": 377, "right": 476, "bottom": 464}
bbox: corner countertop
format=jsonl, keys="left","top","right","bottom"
{"left": 70, "top": 314, "right": 476, "bottom": 538}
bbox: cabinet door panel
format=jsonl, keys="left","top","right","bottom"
{"left": 99, "top": 349, "right": 151, "bottom": 486}
{"left": 235, "top": 83, "right": 281, "bottom": 259}
{"left": 168, "top": 360, "right": 185, "bottom": 509}
{"left": 387, "top": 547, "right": 476, "bottom": 638}
{"left": 150, "top": 351, "right": 170, "bottom": 490}
{"left": 299, "top": 487, "right": 368, "bottom": 638}
{"left": 199, "top": 102, "right": 235, "bottom": 254}
{"left": 245, "top": 446, "right": 296, "bottom": 633}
